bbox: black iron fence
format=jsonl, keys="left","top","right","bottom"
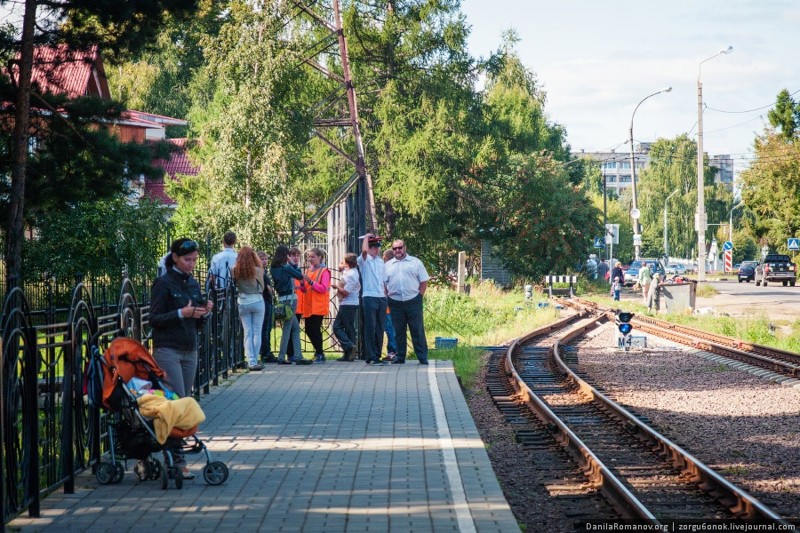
{"left": 0, "top": 276, "right": 244, "bottom": 525}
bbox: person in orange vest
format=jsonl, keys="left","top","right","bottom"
{"left": 300, "top": 247, "right": 331, "bottom": 362}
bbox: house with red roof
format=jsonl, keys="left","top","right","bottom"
{"left": 16, "top": 44, "right": 198, "bottom": 207}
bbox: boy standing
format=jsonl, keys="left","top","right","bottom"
{"left": 334, "top": 253, "right": 361, "bottom": 361}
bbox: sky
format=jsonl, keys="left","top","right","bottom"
{"left": 460, "top": 0, "right": 800, "bottom": 175}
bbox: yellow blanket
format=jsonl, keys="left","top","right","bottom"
{"left": 137, "top": 394, "right": 206, "bottom": 444}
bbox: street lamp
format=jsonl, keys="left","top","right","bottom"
{"left": 629, "top": 86, "right": 672, "bottom": 260}
{"left": 696, "top": 45, "right": 733, "bottom": 281}
{"left": 663, "top": 189, "right": 680, "bottom": 260}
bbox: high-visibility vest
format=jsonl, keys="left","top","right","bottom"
{"left": 300, "top": 268, "right": 330, "bottom": 317}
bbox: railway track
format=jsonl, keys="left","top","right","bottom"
{"left": 566, "top": 297, "right": 800, "bottom": 380}
{"left": 486, "top": 305, "right": 792, "bottom": 526}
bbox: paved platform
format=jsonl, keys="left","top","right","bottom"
{"left": 9, "top": 361, "right": 519, "bottom": 532}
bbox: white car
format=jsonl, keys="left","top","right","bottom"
{"left": 665, "top": 263, "right": 687, "bottom": 275}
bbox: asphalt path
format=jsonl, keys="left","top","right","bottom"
{"left": 695, "top": 277, "right": 800, "bottom": 323}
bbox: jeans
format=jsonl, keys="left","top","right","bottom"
{"left": 278, "top": 298, "right": 302, "bottom": 361}
{"left": 239, "top": 298, "right": 265, "bottom": 366}
{"left": 388, "top": 294, "right": 428, "bottom": 363}
{"left": 384, "top": 309, "right": 397, "bottom": 354}
{"left": 153, "top": 346, "right": 197, "bottom": 398}
{"left": 260, "top": 303, "right": 274, "bottom": 359}
{"left": 333, "top": 305, "right": 358, "bottom": 352}
{"left": 362, "top": 296, "right": 386, "bottom": 363}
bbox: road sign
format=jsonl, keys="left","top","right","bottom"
{"left": 789, "top": 238, "right": 800, "bottom": 251}
{"left": 633, "top": 234, "right": 642, "bottom": 246}
{"left": 594, "top": 237, "right": 604, "bottom": 249}
{"left": 630, "top": 208, "right": 640, "bottom": 220}
{"left": 724, "top": 249, "right": 732, "bottom": 272}
{"left": 709, "top": 239, "right": 718, "bottom": 256}
{"left": 723, "top": 241, "right": 733, "bottom": 251}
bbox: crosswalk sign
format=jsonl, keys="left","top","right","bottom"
{"left": 594, "top": 237, "right": 604, "bottom": 248}
{"left": 789, "top": 238, "right": 800, "bottom": 251}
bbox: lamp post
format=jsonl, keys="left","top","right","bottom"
{"left": 663, "top": 189, "right": 680, "bottom": 260}
{"left": 696, "top": 45, "right": 733, "bottom": 281}
{"left": 629, "top": 86, "right": 672, "bottom": 260}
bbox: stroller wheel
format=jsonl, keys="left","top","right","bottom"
{"left": 149, "top": 459, "right": 162, "bottom": 481}
{"left": 134, "top": 460, "right": 149, "bottom": 481}
{"left": 203, "top": 461, "right": 229, "bottom": 486}
{"left": 111, "top": 463, "right": 125, "bottom": 484}
{"left": 96, "top": 462, "right": 114, "bottom": 485}
{"left": 174, "top": 467, "right": 183, "bottom": 490}
{"left": 161, "top": 466, "right": 169, "bottom": 490}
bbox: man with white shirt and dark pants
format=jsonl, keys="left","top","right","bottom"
{"left": 384, "top": 239, "right": 429, "bottom": 365}
{"left": 358, "top": 234, "right": 388, "bottom": 365}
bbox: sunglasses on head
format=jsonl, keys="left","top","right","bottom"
{"left": 176, "top": 240, "right": 199, "bottom": 254}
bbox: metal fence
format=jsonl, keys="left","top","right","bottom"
{"left": 0, "top": 275, "right": 244, "bottom": 525}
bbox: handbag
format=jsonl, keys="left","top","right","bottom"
{"left": 274, "top": 301, "right": 292, "bottom": 320}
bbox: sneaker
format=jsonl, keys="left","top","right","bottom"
{"left": 278, "top": 360, "right": 292, "bottom": 365}
{"left": 248, "top": 364, "right": 264, "bottom": 371}
{"left": 365, "top": 360, "right": 387, "bottom": 365}
{"left": 182, "top": 467, "right": 195, "bottom": 480}
{"left": 391, "top": 359, "right": 405, "bottom": 364}
{"left": 261, "top": 354, "right": 278, "bottom": 364}
{"left": 418, "top": 361, "right": 429, "bottom": 365}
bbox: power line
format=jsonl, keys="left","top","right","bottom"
{"left": 705, "top": 87, "right": 800, "bottom": 114}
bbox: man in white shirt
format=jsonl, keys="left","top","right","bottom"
{"left": 334, "top": 253, "right": 361, "bottom": 361}
{"left": 384, "top": 239, "right": 429, "bottom": 364}
{"left": 208, "top": 231, "right": 238, "bottom": 291}
{"left": 357, "top": 234, "right": 388, "bottom": 365}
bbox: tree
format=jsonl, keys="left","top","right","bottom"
{"left": 740, "top": 130, "right": 800, "bottom": 252}
{"left": 767, "top": 89, "right": 799, "bottom": 141}
{"left": 636, "top": 135, "right": 731, "bottom": 260}
{"left": 0, "top": 0, "right": 200, "bottom": 289}
{"left": 168, "top": 1, "right": 312, "bottom": 251}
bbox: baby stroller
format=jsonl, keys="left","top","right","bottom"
{"left": 88, "top": 336, "right": 229, "bottom": 489}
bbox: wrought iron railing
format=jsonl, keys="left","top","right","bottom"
{"left": 0, "top": 277, "right": 244, "bottom": 524}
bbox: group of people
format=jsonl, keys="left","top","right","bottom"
{"left": 149, "top": 231, "right": 431, "bottom": 394}
{"left": 604, "top": 259, "right": 661, "bottom": 310}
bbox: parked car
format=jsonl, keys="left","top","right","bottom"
{"left": 737, "top": 260, "right": 758, "bottom": 283}
{"left": 665, "top": 263, "right": 687, "bottom": 276}
{"left": 755, "top": 254, "right": 797, "bottom": 287}
{"left": 623, "top": 259, "right": 665, "bottom": 286}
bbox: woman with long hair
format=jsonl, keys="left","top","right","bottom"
{"left": 299, "top": 248, "right": 331, "bottom": 362}
{"left": 270, "top": 245, "right": 304, "bottom": 364}
{"left": 233, "top": 246, "right": 265, "bottom": 371}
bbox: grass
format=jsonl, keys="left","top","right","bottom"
{"left": 424, "top": 280, "right": 560, "bottom": 388}
{"left": 580, "top": 282, "right": 800, "bottom": 353}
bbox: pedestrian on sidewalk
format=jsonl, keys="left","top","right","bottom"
{"left": 257, "top": 251, "right": 277, "bottom": 363}
{"left": 334, "top": 253, "right": 360, "bottom": 361}
{"left": 300, "top": 248, "right": 331, "bottom": 362}
{"left": 382, "top": 248, "right": 398, "bottom": 361}
{"left": 271, "top": 245, "right": 304, "bottom": 364}
{"left": 384, "top": 239, "right": 430, "bottom": 365}
{"left": 358, "top": 234, "right": 388, "bottom": 365}
{"left": 208, "top": 231, "right": 238, "bottom": 291}
{"left": 233, "top": 246, "right": 266, "bottom": 371}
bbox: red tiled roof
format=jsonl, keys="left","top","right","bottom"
{"left": 147, "top": 139, "right": 200, "bottom": 206}
{"left": 21, "top": 44, "right": 110, "bottom": 100}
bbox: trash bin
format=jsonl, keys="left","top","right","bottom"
{"left": 659, "top": 280, "right": 697, "bottom": 313}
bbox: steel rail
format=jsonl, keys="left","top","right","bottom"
{"left": 503, "top": 308, "right": 790, "bottom": 524}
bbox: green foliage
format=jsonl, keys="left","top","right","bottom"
{"left": 740, "top": 128, "right": 800, "bottom": 253}
{"left": 767, "top": 89, "right": 799, "bottom": 141}
{"left": 422, "top": 281, "right": 561, "bottom": 387}
{"left": 23, "top": 198, "right": 171, "bottom": 281}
